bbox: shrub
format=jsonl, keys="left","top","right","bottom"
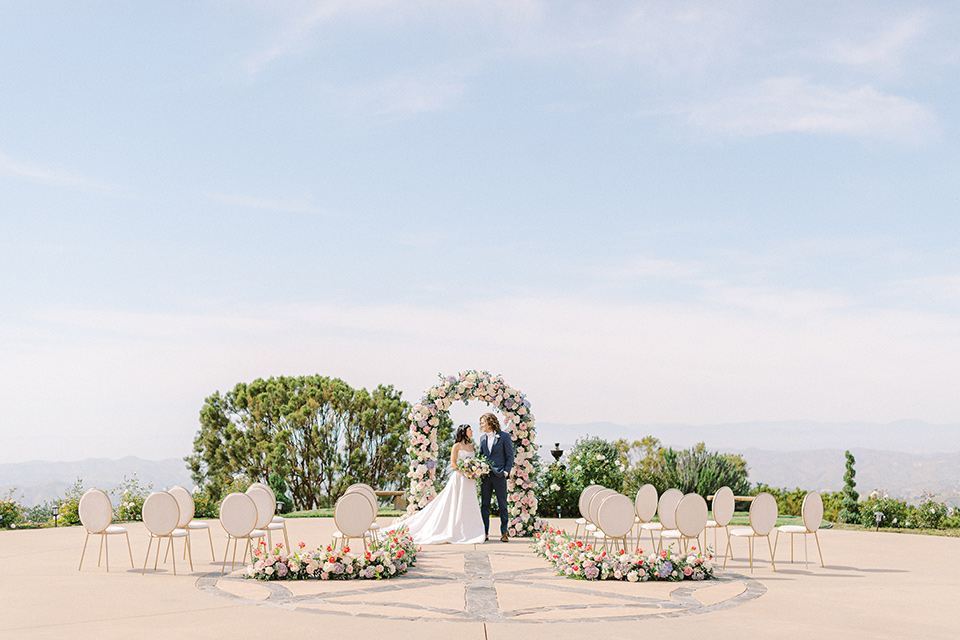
{"left": 21, "top": 502, "right": 54, "bottom": 525}
{"left": 269, "top": 473, "right": 294, "bottom": 515}
{"left": 58, "top": 478, "right": 85, "bottom": 526}
{"left": 566, "top": 436, "right": 626, "bottom": 496}
{"left": 0, "top": 490, "right": 23, "bottom": 529}
{"left": 912, "top": 493, "right": 949, "bottom": 529}
{"left": 838, "top": 451, "right": 859, "bottom": 524}
{"left": 669, "top": 445, "right": 750, "bottom": 498}
{"left": 858, "top": 491, "right": 909, "bottom": 528}
{"left": 535, "top": 460, "right": 579, "bottom": 518}
{"left": 193, "top": 488, "right": 219, "bottom": 519}
{"left": 111, "top": 473, "right": 153, "bottom": 521}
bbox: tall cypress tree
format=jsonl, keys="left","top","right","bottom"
{"left": 838, "top": 450, "right": 859, "bottom": 523}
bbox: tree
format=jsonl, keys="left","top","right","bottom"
{"left": 186, "top": 375, "right": 410, "bottom": 510}
{"left": 838, "top": 450, "right": 859, "bottom": 524}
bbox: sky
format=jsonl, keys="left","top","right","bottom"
{"left": 2, "top": 1, "right": 959, "bottom": 464}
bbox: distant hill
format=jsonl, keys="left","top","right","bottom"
{"left": 738, "top": 448, "right": 960, "bottom": 507}
{"left": 0, "top": 457, "right": 193, "bottom": 506}
{"left": 534, "top": 420, "right": 960, "bottom": 455}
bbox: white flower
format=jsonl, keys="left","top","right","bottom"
{"left": 550, "top": 484, "right": 560, "bottom": 492}
{"left": 596, "top": 454, "right": 605, "bottom": 461}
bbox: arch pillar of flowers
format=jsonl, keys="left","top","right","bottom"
{"left": 406, "top": 370, "right": 540, "bottom": 537}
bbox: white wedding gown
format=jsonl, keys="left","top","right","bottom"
{"left": 386, "top": 451, "right": 486, "bottom": 544}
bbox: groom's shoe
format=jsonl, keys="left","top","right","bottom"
{"left": 484, "top": 535, "right": 488, "bottom": 542}
{"left": 500, "top": 534, "right": 509, "bottom": 543}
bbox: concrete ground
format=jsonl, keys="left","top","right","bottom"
{"left": 1, "top": 517, "right": 956, "bottom": 639}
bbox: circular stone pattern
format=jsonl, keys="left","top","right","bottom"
{"left": 198, "top": 547, "right": 766, "bottom": 623}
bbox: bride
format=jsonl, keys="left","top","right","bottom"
{"left": 385, "top": 424, "right": 485, "bottom": 544}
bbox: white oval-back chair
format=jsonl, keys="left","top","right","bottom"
{"left": 654, "top": 488, "right": 683, "bottom": 553}
{"left": 774, "top": 491, "right": 824, "bottom": 568}
{"left": 219, "top": 492, "right": 265, "bottom": 575}
{"left": 78, "top": 488, "right": 134, "bottom": 571}
{"left": 585, "top": 488, "right": 618, "bottom": 546}
{"left": 246, "top": 485, "right": 289, "bottom": 550}
{"left": 332, "top": 492, "right": 376, "bottom": 551}
{"left": 634, "top": 484, "right": 660, "bottom": 553}
{"left": 595, "top": 493, "right": 636, "bottom": 552}
{"left": 705, "top": 486, "right": 735, "bottom": 560}
{"left": 575, "top": 484, "right": 603, "bottom": 540}
{"left": 142, "top": 491, "right": 192, "bottom": 575}
{"left": 248, "top": 482, "right": 290, "bottom": 550}
{"left": 345, "top": 483, "right": 381, "bottom": 542}
{"left": 660, "top": 493, "right": 708, "bottom": 553}
{"left": 726, "top": 492, "right": 778, "bottom": 572}
{"left": 168, "top": 485, "right": 215, "bottom": 562}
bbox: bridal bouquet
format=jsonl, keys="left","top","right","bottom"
{"left": 455, "top": 455, "right": 491, "bottom": 479}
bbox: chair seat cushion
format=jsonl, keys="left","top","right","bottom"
{"left": 266, "top": 523, "right": 285, "bottom": 531}
{"left": 640, "top": 522, "right": 663, "bottom": 531}
{"left": 104, "top": 525, "right": 127, "bottom": 534}
{"left": 249, "top": 529, "right": 266, "bottom": 538}
{"left": 778, "top": 525, "right": 809, "bottom": 534}
{"left": 730, "top": 528, "right": 757, "bottom": 537}
{"left": 585, "top": 524, "right": 597, "bottom": 531}
{"left": 187, "top": 521, "right": 209, "bottom": 529}
{"left": 575, "top": 517, "right": 587, "bottom": 525}
{"left": 271, "top": 516, "right": 285, "bottom": 523}
{"left": 660, "top": 529, "right": 682, "bottom": 539}
{"left": 704, "top": 520, "right": 718, "bottom": 528}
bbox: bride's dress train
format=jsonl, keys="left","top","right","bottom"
{"left": 386, "top": 451, "right": 485, "bottom": 544}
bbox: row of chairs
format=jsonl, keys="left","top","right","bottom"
{"left": 573, "top": 484, "right": 825, "bottom": 572}
{"left": 77, "top": 483, "right": 290, "bottom": 576}
{"left": 331, "top": 483, "right": 382, "bottom": 550}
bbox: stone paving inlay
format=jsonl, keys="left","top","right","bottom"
{"left": 196, "top": 546, "right": 767, "bottom": 623}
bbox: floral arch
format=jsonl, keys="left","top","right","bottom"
{"left": 406, "top": 370, "right": 539, "bottom": 537}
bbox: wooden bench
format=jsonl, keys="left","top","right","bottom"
{"left": 375, "top": 491, "right": 407, "bottom": 510}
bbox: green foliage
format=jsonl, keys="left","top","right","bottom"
{"left": 838, "top": 450, "right": 859, "bottom": 524}
{"left": 0, "top": 490, "right": 23, "bottom": 529}
{"left": 186, "top": 375, "right": 411, "bottom": 510}
{"left": 668, "top": 443, "right": 751, "bottom": 498}
{"left": 750, "top": 486, "right": 843, "bottom": 522}
{"left": 912, "top": 493, "right": 949, "bottom": 529}
{"left": 620, "top": 436, "right": 675, "bottom": 496}
{"left": 58, "top": 478, "right": 85, "bottom": 526}
{"left": 269, "top": 473, "right": 294, "bottom": 515}
{"left": 111, "top": 473, "right": 153, "bottom": 522}
{"left": 535, "top": 460, "right": 579, "bottom": 518}
{"left": 858, "top": 491, "right": 909, "bottom": 528}
{"left": 192, "top": 488, "right": 219, "bottom": 519}
{"left": 21, "top": 501, "right": 55, "bottom": 525}
{"left": 566, "top": 436, "right": 626, "bottom": 495}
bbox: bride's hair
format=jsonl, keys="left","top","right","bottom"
{"left": 454, "top": 424, "right": 472, "bottom": 444}
{"left": 480, "top": 413, "right": 500, "bottom": 433}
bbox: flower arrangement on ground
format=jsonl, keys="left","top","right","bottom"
{"left": 533, "top": 526, "right": 716, "bottom": 582}
{"left": 407, "top": 370, "right": 540, "bottom": 537}
{"left": 245, "top": 527, "right": 420, "bottom": 581}
{"left": 455, "top": 454, "right": 491, "bottom": 480}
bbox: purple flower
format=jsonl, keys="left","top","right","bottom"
{"left": 426, "top": 460, "right": 436, "bottom": 469}
{"left": 584, "top": 565, "right": 600, "bottom": 579}
{"left": 657, "top": 561, "right": 673, "bottom": 579}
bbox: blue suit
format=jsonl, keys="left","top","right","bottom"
{"left": 479, "top": 430, "right": 515, "bottom": 536}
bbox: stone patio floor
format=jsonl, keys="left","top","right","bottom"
{"left": 1, "top": 517, "right": 956, "bottom": 639}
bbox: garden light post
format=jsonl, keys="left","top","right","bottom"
{"left": 53, "top": 502, "right": 60, "bottom": 527}
{"left": 874, "top": 511, "right": 883, "bottom": 532}
{"left": 551, "top": 443, "right": 563, "bottom": 462}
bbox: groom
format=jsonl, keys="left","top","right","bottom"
{"left": 478, "top": 412, "right": 514, "bottom": 542}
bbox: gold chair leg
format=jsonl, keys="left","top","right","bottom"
{"left": 105, "top": 534, "right": 110, "bottom": 572}
{"left": 79, "top": 532, "right": 90, "bottom": 571}
{"left": 98, "top": 534, "right": 104, "bottom": 567}
{"left": 125, "top": 532, "right": 134, "bottom": 568}
{"left": 208, "top": 527, "right": 216, "bottom": 561}
{"left": 767, "top": 535, "right": 776, "bottom": 572}
{"left": 790, "top": 532, "right": 795, "bottom": 563}
{"left": 283, "top": 523, "right": 290, "bottom": 551}
{"left": 814, "top": 531, "right": 824, "bottom": 567}
{"left": 142, "top": 536, "right": 153, "bottom": 575}
{"left": 169, "top": 537, "right": 176, "bottom": 576}
{"left": 154, "top": 535, "right": 162, "bottom": 570}
{"left": 748, "top": 537, "right": 754, "bottom": 572}
{"left": 221, "top": 538, "right": 231, "bottom": 576}
{"left": 186, "top": 534, "right": 194, "bottom": 572}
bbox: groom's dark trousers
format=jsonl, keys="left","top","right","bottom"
{"left": 481, "top": 472, "right": 509, "bottom": 536}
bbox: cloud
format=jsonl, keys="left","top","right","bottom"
{"left": 325, "top": 69, "right": 469, "bottom": 120}
{"left": 0, "top": 151, "right": 127, "bottom": 197}
{"left": 827, "top": 12, "right": 930, "bottom": 68}
{"left": 684, "top": 77, "right": 939, "bottom": 142}
{"left": 204, "top": 192, "right": 335, "bottom": 217}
